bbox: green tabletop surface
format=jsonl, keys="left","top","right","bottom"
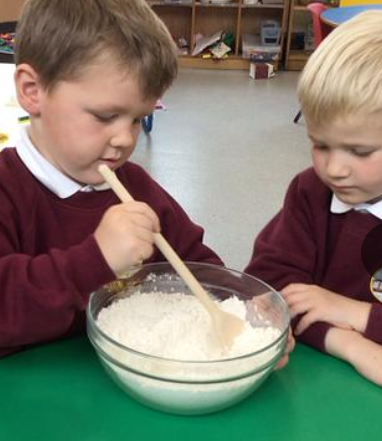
{"left": 0, "top": 337, "right": 380, "bottom": 441}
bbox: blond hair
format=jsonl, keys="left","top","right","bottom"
{"left": 15, "top": 0, "right": 177, "bottom": 98}
{"left": 298, "top": 11, "right": 382, "bottom": 125}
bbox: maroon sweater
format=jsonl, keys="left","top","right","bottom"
{"left": 0, "top": 149, "right": 222, "bottom": 357}
{"left": 245, "top": 167, "right": 382, "bottom": 352}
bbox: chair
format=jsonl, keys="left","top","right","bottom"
{"left": 294, "top": 3, "right": 332, "bottom": 124}
{"left": 307, "top": 2, "right": 332, "bottom": 48}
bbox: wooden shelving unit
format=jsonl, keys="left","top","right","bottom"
{"left": 0, "top": 0, "right": 290, "bottom": 71}
{"left": 284, "top": 2, "right": 313, "bottom": 71}
{"left": 149, "top": 0, "right": 290, "bottom": 70}
{"left": 0, "top": 0, "right": 25, "bottom": 22}
{"left": 284, "top": 1, "right": 338, "bottom": 71}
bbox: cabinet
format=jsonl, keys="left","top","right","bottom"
{"left": 149, "top": 0, "right": 290, "bottom": 70}
{"left": 284, "top": 0, "right": 338, "bottom": 71}
{"left": 284, "top": 0, "right": 313, "bottom": 71}
{"left": 0, "top": 0, "right": 25, "bottom": 22}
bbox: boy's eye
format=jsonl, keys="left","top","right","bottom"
{"left": 93, "top": 113, "right": 117, "bottom": 123}
{"left": 313, "top": 143, "right": 328, "bottom": 151}
{"left": 350, "top": 149, "right": 374, "bottom": 158}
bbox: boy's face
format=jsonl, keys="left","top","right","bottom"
{"left": 28, "top": 59, "right": 157, "bottom": 185}
{"left": 307, "top": 113, "right": 382, "bottom": 205}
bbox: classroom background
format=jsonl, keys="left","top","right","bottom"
{"left": 1, "top": 2, "right": 381, "bottom": 441}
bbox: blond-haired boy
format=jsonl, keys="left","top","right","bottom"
{"left": 246, "top": 12, "right": 382, "bottom": 386}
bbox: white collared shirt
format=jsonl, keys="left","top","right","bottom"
{"left": 14, "top": 126, "right": 109, "bottom": 199}
{"left": 330, "top": 193, "right": 382, "bottom": 220}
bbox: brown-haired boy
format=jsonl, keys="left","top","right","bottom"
{"left": 0, "top": 0, "right": 222, "bottom": 357}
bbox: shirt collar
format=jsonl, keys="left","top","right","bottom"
{"left": 330, "top": 193, "right": 382, "bottom": 220}
{"left": 15, "top": 125, "right": 109, "bottom": 198}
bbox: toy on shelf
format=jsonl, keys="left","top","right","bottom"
{"left": 0, "top": 33, "right": 15, "bottom": 55}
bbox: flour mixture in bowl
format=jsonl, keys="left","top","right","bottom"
{"left": 97, "top": 291, "right": 281, "bottom": 361}
{"left": 87, "top": 262, "right": 289, "bottom": 415}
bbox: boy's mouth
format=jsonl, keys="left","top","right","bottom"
{"left": 99, "top": 158, "right": 120, "bottom": 167}
{"left": 331, "top": 185, "right": 354, "bottom": 192}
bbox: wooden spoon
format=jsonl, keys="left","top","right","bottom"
{"left": 98, "top": 164, "right": 244, "bottom": 351}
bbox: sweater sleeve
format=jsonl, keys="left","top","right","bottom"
{"left": 245, "top": 172, "right": 317, "bottom": 288}
{"left": 364, "top": 303, "right": 382, "bottom": 344}
{"left": 245, "top": 171, "right": 333, "bottom": 352}
{"left": 0, "top": 234, "right": 115, "bottom": 355}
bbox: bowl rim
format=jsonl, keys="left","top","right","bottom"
{"left": 86, "top": 261, "right": 290, "bottom": 364}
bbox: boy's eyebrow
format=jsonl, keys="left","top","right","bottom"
{"left": 85, "top": 104, "right": 153, "bottom": 116}
{"left": 85, "top": 105, "right": 127, "bottom": 113}
{"left": 341, "top": 143, "right": 379, "bottom": 151}
{"left": 308, "top": 134, "right": 379, "bottom": 150}
{"left": 307, "top": 134, "right": 324, "bottom": 144}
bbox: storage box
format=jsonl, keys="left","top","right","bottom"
{"left": 242, "top": 34, "right": 280, "bottom": 62}
{"left": 249, "top": 62, "right": 275, "bottom": 80}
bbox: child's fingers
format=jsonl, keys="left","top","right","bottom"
{"left": 288, "top": 301, "right": 312, "bottom": 318}
{"left": 294, "top": 312, "right": 318, "bottom": 335}
{"left": 120, "top": 201, "right": 160, "bottom": 232}
{"left": 274, "top": 329, "right": 295, "bottom": 371}
{"left": 283, "top": 291, "right": 311, "bottom": 309}
{"left": 282, "top": 283, "right": 309, "bottom": 296}
{"left": 274, "top": 354, "right": 289, "bottom": 371}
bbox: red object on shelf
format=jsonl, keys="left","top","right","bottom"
{"left": 307, "top": 2, "right": 333, "bottom": 49}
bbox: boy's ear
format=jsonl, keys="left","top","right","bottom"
{"left": 14, "top": 63, "right": 44, "bottom": 116}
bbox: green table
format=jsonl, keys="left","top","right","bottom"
{"left": 0, "top": 337, "right": 380, "bottom": 441}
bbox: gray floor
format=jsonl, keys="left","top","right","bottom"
{"left": 133, "top": 68, "right": 311, "bottom": 271}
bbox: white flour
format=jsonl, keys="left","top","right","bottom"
{"left": 97, "top": 291, "right": 280, "bottom": 360}
{"left": 94, "top": 291, "right": 285, "bottom": 413}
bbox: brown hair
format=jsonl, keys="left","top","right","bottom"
{"left": 15, "top": 0, "right": 178, "bottom": 98}
{"left": 298, "top": 11, "right": 382, "bottom": 125}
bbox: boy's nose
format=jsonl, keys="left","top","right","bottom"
{"left": 326, "top": 151, "right": 350, "bottom": 179}
{"left": 110, "top": 125, "right": 136, "bottom": 150}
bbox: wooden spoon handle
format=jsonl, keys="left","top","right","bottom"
{"left": 98, "top": 164, "right": 218, "bottom": 315}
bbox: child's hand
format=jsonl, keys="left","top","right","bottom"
{"left": 94, "top": 201, "right": 160, "bottom": 276}
{"left": 281, "top": 283, "right": 371, "bottom": 335}
{"left": 325, "top": 328, "right": 382, "bottom": 387}
{"left": 274, "top": 328, "right": 295, "bottom": 371}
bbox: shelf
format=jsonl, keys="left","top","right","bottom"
{"left": 150, "top": 0, "right": 288, "bottom": 70}
{"left": 195, "top": 3, "right": 240, "bottom": 8}
{"left": 288, "top": 49, "right": 312, "bottom": 58}
{"left": 285, "top": 0, "right": 339, "bottom": 71}
{"left": 285, "top": 50, "right": 312, "bottom": 71}
{"left": 178, "top": 53, "right": 280, "bottom": 69}
{"left": 179, "top": 55, "right": 249, "bottom": 69}
{"left": 149, "top": 1, "right": 193, "bottom": 6}
{"left": 179, "top": 54, "right": 279, "bottom": 70}
{"left": 241, "top": 4, "right": 285, "bottom": 9}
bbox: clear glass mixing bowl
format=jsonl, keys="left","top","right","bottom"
{"left": 87, "top": 262, "right": 289, "bottom": 415}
